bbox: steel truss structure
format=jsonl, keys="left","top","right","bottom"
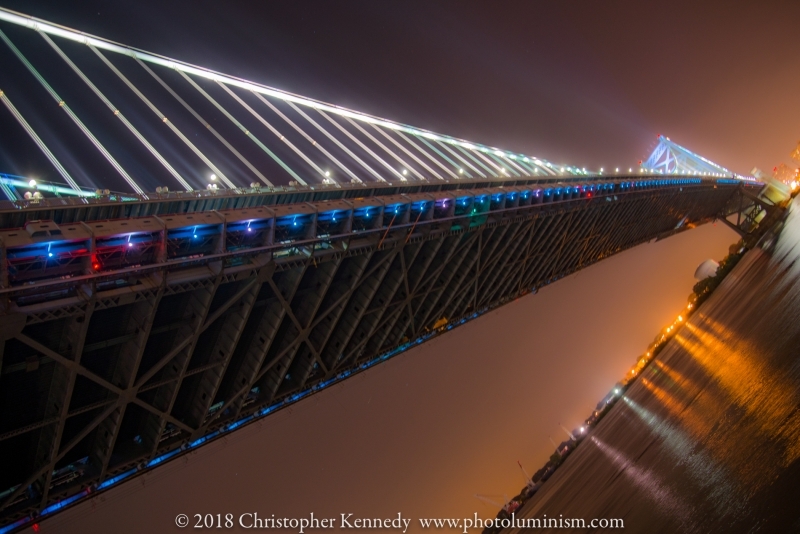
{"left": 0, "top": 176, "right": 757, "bottom": 530}
{"left": 719, "top": 185, "right": 786, "bottom": 246}
{"left": 0, "top": 7, "right": 763, "bottom": 532}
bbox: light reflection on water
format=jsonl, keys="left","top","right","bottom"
{"left": 508, "top": 198, "right": 800, "bottom": 533}
{"left": 589, "top": 435, "right": 694, "bottom": 527}
{"left": 620, "top": 395, "right": 742, "bottom": 519}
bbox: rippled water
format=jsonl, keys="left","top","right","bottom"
{"left": 508, "top": 198, "right": 800, "bottom": 533}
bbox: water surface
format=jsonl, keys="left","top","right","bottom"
{"left": 509, "top": 199, "right": 800, "bottom": 533}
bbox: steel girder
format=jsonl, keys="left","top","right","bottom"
{"left": 0, "top": 183, "right": 740, "bottom": 525}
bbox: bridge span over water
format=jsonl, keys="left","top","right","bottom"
{"left": 0, "top": 7, "right": 761, "bottom": 531}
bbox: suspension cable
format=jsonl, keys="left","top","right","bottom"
{"left": 0, "top": 88, "right": 81, "bottom": 193}
{"left": 136, "top": 58, "right": 270, "bottom": 187}
{"left": 40, "top": 33, "right": 193, "bottom": 191}
{"left": 0, "top": 29, "right": 143, "bottom": 195}
{"left": 89, "top": 45, "right": 236, "bottom": 189}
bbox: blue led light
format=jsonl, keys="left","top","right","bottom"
{"left": 41, "top": 489, "right": 90, "bottom": 516}
{"left": 147, "top": 449, "right": 181, "bottom": 468}
{"left": 95, "top": 468, "right": 136, "bottom": 491}
{"left": 0, "top": 517, "right": 31, "bottom": 534}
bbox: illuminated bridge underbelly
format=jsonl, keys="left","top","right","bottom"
{"left": 0, "top": 178, "right": 745, "bottom": 524}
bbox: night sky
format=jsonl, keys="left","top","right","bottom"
{"left": 0, "top": 0, "right": 792, "bottom": 531}
{"left": 1, "top": 0, "right": 798, "bottom": 175}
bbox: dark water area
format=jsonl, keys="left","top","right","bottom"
{"left": 508, "top": 198, "right": 800, "bottom": 534}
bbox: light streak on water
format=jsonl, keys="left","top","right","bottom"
{"left": 620, "top": 395, "right": 743, "bottom": 518}
{"left": 589, "top": 436, "right": 695, "bottom": 529}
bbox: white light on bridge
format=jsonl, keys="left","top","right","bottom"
{"left": 210, "top": 174, "right": 217, "bottom": 181}
{"left": 28, "top": 179, "right": 36, "bottom": 187}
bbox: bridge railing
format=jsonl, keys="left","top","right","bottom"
{"left": 0, "top": 177, "right": 750, "bottom": 305}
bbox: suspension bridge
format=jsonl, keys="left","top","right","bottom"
{"left": 0, "top": 7, "right": 762, "bottom": 531}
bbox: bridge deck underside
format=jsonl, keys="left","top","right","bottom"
{"left": 0, "top": 184, "right": 738, "bottom": 523}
